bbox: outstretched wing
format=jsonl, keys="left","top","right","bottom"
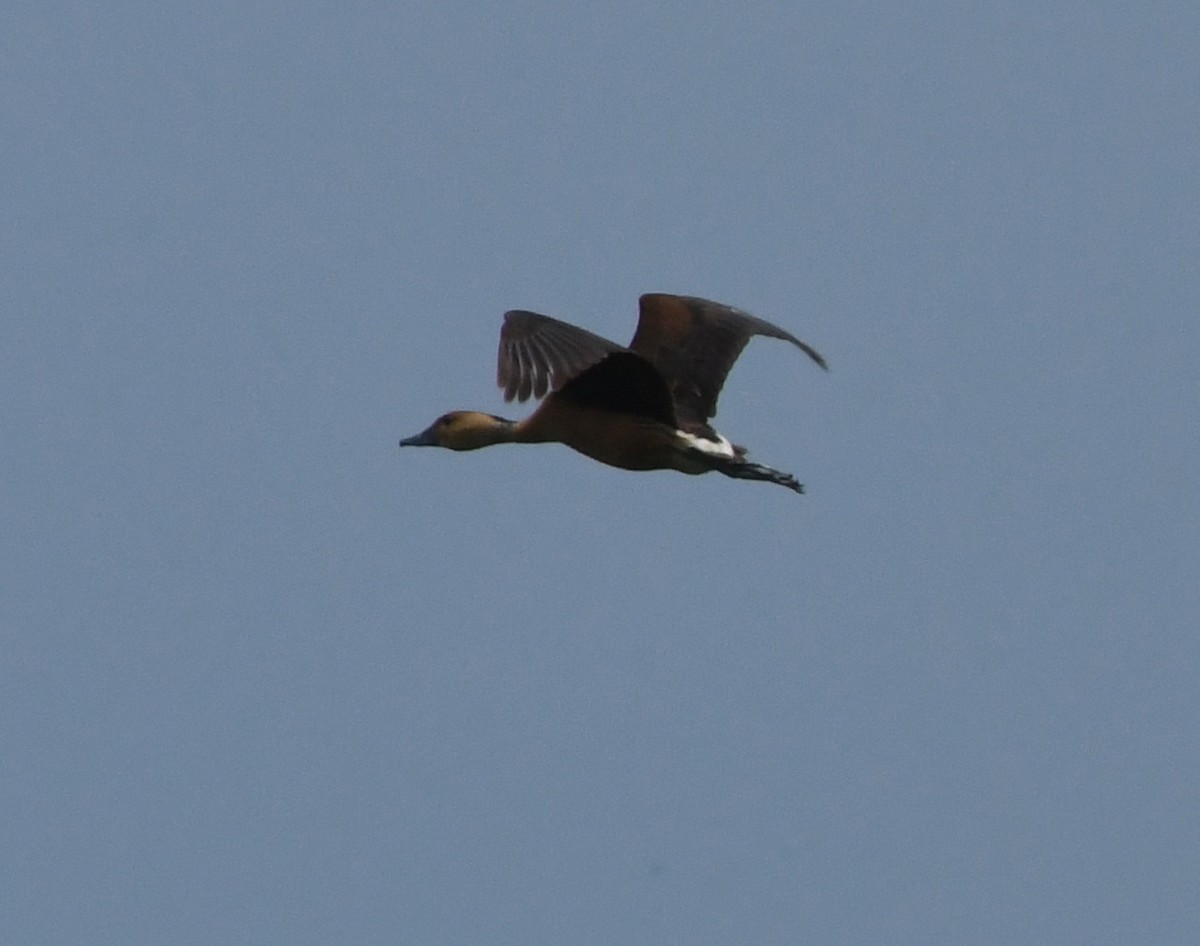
{"left": 498, "top": 310, "right": 624, "bottom": 403}
{"left": 628, "top": 293, "right": 827, "bottom": 426}
{"left": 553, "top": 352, "right": 678, "bottom": 428}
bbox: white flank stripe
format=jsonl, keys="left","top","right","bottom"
{"left": 677, "top": 430, "right": 736, "bottom": 459}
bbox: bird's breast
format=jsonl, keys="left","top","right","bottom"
{"left": 520, "top": 401, "right": 690, "bottom": 472}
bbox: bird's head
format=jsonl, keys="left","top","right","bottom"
{"left": 399, "top": 411, "right": 515, "bottom": 451}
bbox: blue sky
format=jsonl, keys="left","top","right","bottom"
{"left": 4, "top": 2, "right": 1198, "bottom": 943}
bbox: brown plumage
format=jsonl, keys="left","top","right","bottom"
{"left": 401, "top": 293, "right": 826, "bottom": 494}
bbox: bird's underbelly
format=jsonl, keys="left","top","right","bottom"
{"left": 521, "top": 401, "right": 734, "bottom": 474}
{"left": 559, "top": 416, "right": 730, "bottom": 474}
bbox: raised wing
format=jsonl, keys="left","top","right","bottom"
{"left": 628, "top": 293, "right": 827, "bottom": 425}
{"left": 498, "top": 310, "right": 624, "bottom": 403}
{"left": 553, "top": 352, "right": 678, "bottom": 427}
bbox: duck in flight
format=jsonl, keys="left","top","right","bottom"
{"left": 400, "top": 293, "right": 826, "bottom": 494}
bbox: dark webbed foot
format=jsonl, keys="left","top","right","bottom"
{"left": 712, "top": 458, "right": 805, "bottom": 494}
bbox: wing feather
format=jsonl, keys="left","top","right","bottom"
{"left": 629, "top": 293, "right": 826, "bottom": 426}
{"left": 498, "top": 310, "right": 624, "bottom": 403}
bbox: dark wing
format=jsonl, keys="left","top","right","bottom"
{"left": 498, "top": 310, "right": 625, "bottom": 403}
{"left": 553, "top": 352, "right": 678, "bottom": 427}
{"left": 628, "top": 293, "right": 827, "bottom": 426}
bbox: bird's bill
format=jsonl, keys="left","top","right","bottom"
{"left": 399, "top": 425, "right": 439, "bottom": 447}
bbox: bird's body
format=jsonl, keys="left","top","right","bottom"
{"left": 400, "top": 293, "right": 826, "bottom": 494}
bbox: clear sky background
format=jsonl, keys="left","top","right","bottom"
{"left": 4, "top": 2, "right": 1198, "bottom": 943}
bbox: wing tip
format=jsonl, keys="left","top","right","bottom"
{"left": 804, "top": 344, "right": 829, "bottom": 371}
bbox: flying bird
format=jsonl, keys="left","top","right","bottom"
{"left": 400, "top": 293, "right": 826, "bottom": 493}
